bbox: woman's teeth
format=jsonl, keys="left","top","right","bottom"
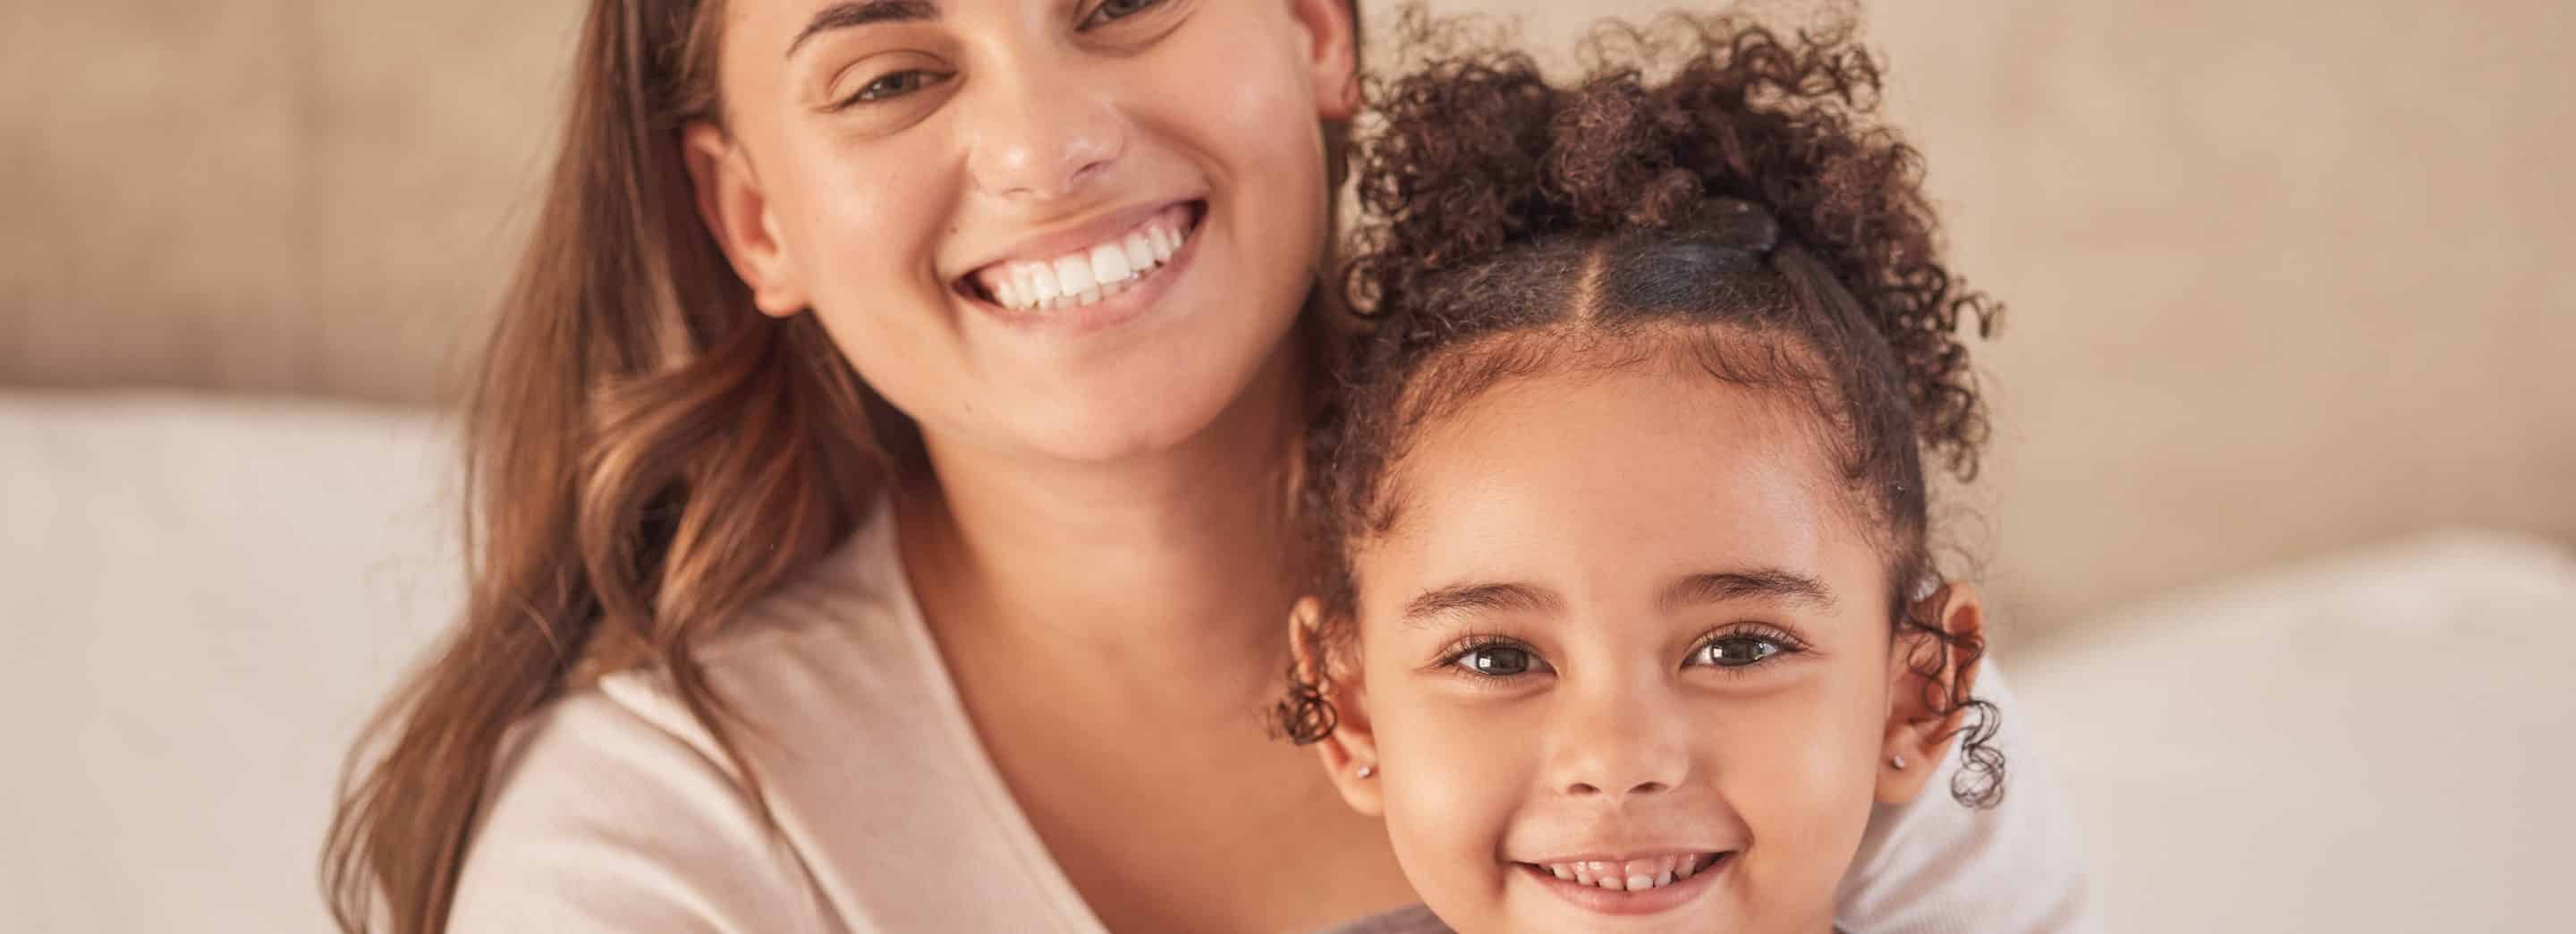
{"left": 979, "top": 215, "right": 1189, "bottom": 312}
{"left": 1537, "top": 853, "right": 1718, "bottom": 892}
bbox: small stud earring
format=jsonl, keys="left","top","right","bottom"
{"left": 1357, "top": 764, "right": 1377, "bottom": 779}
{"left": 1889, "top": 755, "right": 1907, "bottom": 771}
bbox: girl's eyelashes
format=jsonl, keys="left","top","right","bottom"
{"left": 1423, "top": 624, "right": 1807, "bottom": 681}
{"left": 1433, "top": 635, "right": 1555, "bottom": 680}
{"left": 1684, "top": 624, "right": 1809, "bottom": 673}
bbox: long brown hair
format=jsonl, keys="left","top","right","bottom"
{"left": 320, "top": 1, "right": 1362, "bottom": 931}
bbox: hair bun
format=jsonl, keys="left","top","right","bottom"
{"left": 1342, "top": 10, "right": 2000, "bottom": 478}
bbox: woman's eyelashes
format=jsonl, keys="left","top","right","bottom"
{"left": 1078, "top": 0, "right": 1176, "bottom": 30}
{"left": 835, "top": 67, "right": 953, "bottom": 109}
{"left": 822, "top": 0, "right": 1182, "bottom": 114}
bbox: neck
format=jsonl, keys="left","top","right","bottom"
{"left": 896, "top": 345, "right": 1309, "bottom": 719}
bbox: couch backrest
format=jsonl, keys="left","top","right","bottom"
{"left": 5, "top": 0, "right": 2572, "bottom": 629}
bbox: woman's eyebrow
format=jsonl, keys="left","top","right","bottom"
{"left": 1658, "top": 569, "right": 1835, "bottom": 612}
{"left": 787, "top": 0, "right": 938, "bottom": 59}
{"left": 1401, "top": 582, "right": 1561, "bottom": 629}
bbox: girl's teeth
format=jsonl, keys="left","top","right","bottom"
{"left": 1538, "top": 855, "right": 1712, "bottom": 892}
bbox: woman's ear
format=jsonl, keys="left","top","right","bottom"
{"left": 1288, "top": 596, "right": 1384, "bottom": 817}
{"left": 1876, "top": 582, "right": 1987, "bottom": 805}
{"left": 682, "top": 122, "right": 810, "bottom": 318}
{"left": 1287, "top": 0, "right": 1362, "bottom": 122}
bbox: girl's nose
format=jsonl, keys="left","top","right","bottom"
{"left": 1548, "top": 684, "right": 1692, "bottom": 800}
{"left": 961, "top": 63, "right": 1127, "bottom": 203}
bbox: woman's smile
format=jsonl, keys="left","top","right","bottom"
{"left": 954, "top": 198, "right": 1207, "bottom": 336}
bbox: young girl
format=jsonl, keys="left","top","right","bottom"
{"left": 1283, "top": 14, "right": 2063, "bottom": 932}
{"left": 323, "top": 1, "right": 2080, "bottom": 931}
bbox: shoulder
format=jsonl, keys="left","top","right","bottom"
{"left": 449, "top": 688, "right": 832, "bottom": 933}
{"left": 452, "top": 517, "right": 918, "bottom": 933}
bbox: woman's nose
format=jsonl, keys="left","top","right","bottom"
{"left": 1548, "top": 684, "right": 1692, "bottom": 800}
{"left": 961, "top": 63, "right": 1126, "bottom": 203}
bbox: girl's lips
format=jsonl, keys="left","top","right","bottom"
{"left": 1518, "top": 852, "right": 1733, "bottom": 917}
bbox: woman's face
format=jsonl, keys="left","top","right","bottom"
{"left": 691, "top": 0, "right": 1357, "bottom": 462}
{"left": 1336, "top": 363, "right": 1907, "bottom": 933}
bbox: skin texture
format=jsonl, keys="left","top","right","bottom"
{"left": 1301, "top": 359, "right": 1983, "bottom": 933}
{"left": 685, "top": 3, "right": 1416, "bottom": 930}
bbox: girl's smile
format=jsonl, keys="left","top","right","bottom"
{"left": 1513, "top": 852, "right": 1733, "bottom": 916}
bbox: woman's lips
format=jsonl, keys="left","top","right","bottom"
{"left": 964, "top": 201, "right": 1201, "bottom": 311}
{"left": 957, "top": 200, "right": 1207, "bottom": 338}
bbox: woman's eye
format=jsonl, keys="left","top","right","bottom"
{"left": 1080, "top": 0, "right": 1166, "bottom": 29}
{"left": 1454, "top": 645, "right": 1538, "bottom": 677}
{"left": 1692, "top": 635, "right": 1784, "bottom": 668}
{"left": 843, "top": 69, "right": 947, "bottom": 106}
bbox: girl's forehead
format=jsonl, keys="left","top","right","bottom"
{"left": 1363, "top": 365, "right": 1873, "bottom": 598}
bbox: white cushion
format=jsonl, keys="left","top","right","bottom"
{"left": 2, "top": 393, "right": 461, "bottom": 933}
{"left": 2015, "top": 532, "right": 2576, "bottom": 931}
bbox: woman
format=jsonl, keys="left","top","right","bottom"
{"left": 323, "top": 2, "right": 2088, "bottom": 931}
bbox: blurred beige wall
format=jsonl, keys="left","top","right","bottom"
{"left": 0, "top": 0, "right": 578, "bottom": 401}
{"left": 4, "top": 0, "right": 2571, "bottom": 632}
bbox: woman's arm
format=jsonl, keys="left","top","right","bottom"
{"left": 1833, "top": 663, "right": 2093, "bottom": 933}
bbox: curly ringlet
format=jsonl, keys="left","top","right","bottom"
{"left": 1279, "top": 8, "right": 2005, "bottom": 809}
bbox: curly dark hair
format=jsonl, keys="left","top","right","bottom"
{"left": 1277, "top": 9, "right": 2006, "bottom": 808}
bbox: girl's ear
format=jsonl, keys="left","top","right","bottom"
{"left": 682, "top": 122, "right": 810, "bottom": 318}
{"left": 1287, "top": 0, "right": 1362, "bottom": 122}
{"left": 1287, "top": 596, "right": 1384, "bottom": 816}
{"left": 1876, "top": 583, "right": 1987, "bottom": 805}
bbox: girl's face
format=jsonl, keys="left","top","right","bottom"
{"left": 689, "top": 0, "right": 1357, "bottom": 462}
{"left": 1324, "top": 362, "right": 1950, "bottom": 933}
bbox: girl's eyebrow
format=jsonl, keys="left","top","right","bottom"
{"left": 788, "top": 0, "right": 939, "bottom": 59}
{"left": 1401, "top": 582, "right": 1560, "bottom": 629}
{"left": 1659, "top": 569, "right": 1835, "bottom": 612}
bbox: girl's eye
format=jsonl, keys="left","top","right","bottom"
{"left": 1691, "top": 634, "right": 1785, "bottom": 668}
{"left": 842, "top": 69, "right": 949, "bottom": 106}
{"left": 1452, "top": 645, "right": 1544, "bottom": 677}
{"left": 1080, "top": 0, "right": 1168, "bottom": 29}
